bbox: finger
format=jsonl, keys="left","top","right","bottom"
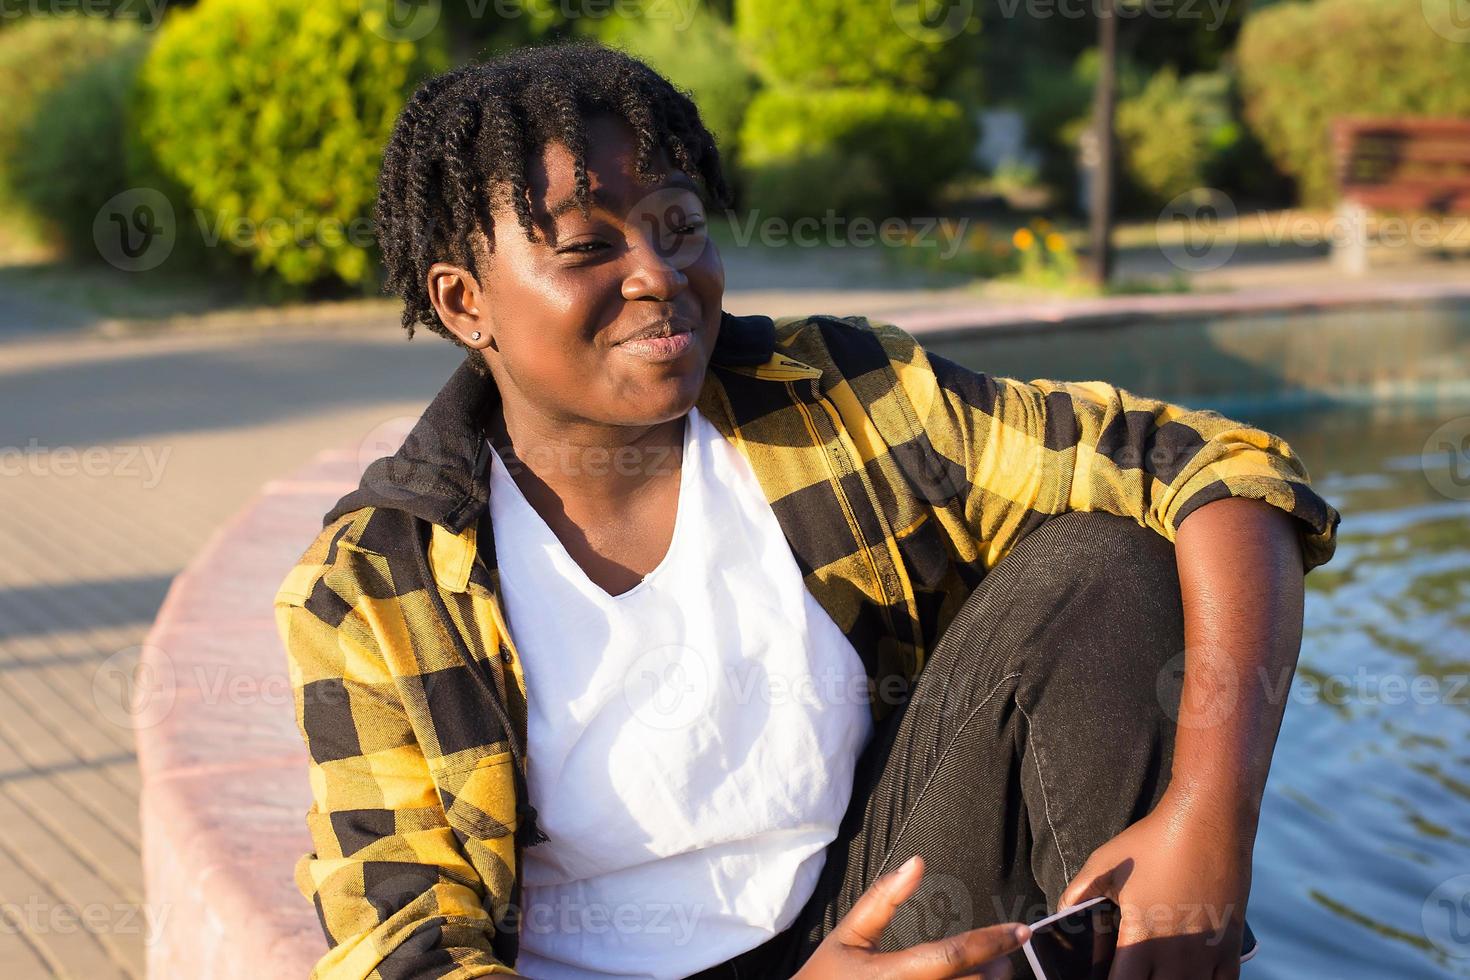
{"left": 1058, "top": 861, "right": 1113, "bottom": 909}
{"left": 832, "top": 853, "right": 926, "bottom": 948}
{"left": 875, "top": 923, "right": 1031, "bottom": 980}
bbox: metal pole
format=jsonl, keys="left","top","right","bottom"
{"left": 1089, "top": 0, "right": 1119, "bottom": 288}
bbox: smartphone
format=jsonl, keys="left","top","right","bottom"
{"left": 1020, "top": 897, "right": 1259, "bottom": 979}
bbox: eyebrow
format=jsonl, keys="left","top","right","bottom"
{"left": 545, "top": 171, "right": 702, "bottom": 221}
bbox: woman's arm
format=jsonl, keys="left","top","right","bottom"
{"left": 1058, "top": 496, "right": 1305, "bottom": 979}
{"left": 275, "top": 538, "right": 522, "bottom": 979}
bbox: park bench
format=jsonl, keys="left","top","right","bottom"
{"left": 1332, "top": 117, "right": 1470, "bottom": 273}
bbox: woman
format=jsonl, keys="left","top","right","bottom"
{"left": 274, "top": 41, "right": 1340, "bottom": 980}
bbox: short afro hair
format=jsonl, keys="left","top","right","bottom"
{"left": 373, "top": 39, "right": 732, "bottom": 360}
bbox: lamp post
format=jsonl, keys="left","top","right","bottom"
{"left": 1088, "top": 0, "right": 1119, "bottom": 288}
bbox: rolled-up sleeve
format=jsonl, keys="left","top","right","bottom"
{"left": 880, "top": 322, "right": 1340, "bottom": 572}
{"left": 275, "top": 550, "right": 522, "bottom": 979}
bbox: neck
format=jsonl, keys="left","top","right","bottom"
{"left": 488, "top": 399, "right": 686, "bottom": 513}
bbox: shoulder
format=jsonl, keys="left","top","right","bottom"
{"left": 770, "top": 313, "right": 927, "bottom": 377}
{"left": 272, "top": 505, "right": 418, "bottom": 610}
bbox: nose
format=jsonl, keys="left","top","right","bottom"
{"left": 621, "top": 207, "right": 698, "bottom": 301}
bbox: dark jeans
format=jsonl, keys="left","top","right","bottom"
{"left": 686, "top": 511, "right": 1185, "bottom": 980}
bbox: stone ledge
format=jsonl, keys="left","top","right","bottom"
{"left": 136, "top": 282, "right": 1470, "bottom": 977}
{"left": 137, "top": 446, "right": 363, "bottom": 980}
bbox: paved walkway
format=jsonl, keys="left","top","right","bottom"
{"left": 2, "top": 235, "right": 1466, "bottom": 977}
{"left": 0, "top": 311, "right": 468, "bottom": 977}
{"left": 0, "top": 281, "right": 966, "bottom": 977}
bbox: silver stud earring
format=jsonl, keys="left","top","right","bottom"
{"left": 471, "top": 331, "right": 482, "bottom": 341}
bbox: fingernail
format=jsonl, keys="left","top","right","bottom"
{"left": 1012, "top": 924, "right": 1031, "bottom": 943}
{"left": 897, "top": 854, "right": 919, "bottom": 875}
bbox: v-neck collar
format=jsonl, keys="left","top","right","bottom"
{"left": 487, "top": 409, "right": 697, "bottom": 603}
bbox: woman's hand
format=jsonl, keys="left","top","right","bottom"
{"left": 1058, "top": 789, "right": 1252, "bottom": 980}
{"left": 794, "top": 854, "right": 1030, "bottom": 980}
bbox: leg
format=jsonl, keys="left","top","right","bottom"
{"left": 734, "top": 510, "right": 1185, "bottom": 977}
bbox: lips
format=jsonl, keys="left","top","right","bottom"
{"left": 616, "top": 318, "right": 696, "bottom": 346}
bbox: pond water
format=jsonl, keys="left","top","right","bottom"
{"left": 1235, "top": 403, "right": 1470, "bottom": 978}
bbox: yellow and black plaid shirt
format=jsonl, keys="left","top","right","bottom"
{"left": 274, "top": 311, "right": 1340, "bottom": 979}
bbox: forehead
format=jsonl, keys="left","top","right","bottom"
{"left": 528, "top": 114, "right": 692, "bottom": 215}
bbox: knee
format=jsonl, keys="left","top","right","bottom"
{"left": 952, "top": 511, "right": 1186, "bottom": 704}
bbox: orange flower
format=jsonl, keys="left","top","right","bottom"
{"left": 1045, "top": 232, "right": 1067, "bottom": 253}
{"left": 1012, "top": 228, "right": 1035, "bottom": 251}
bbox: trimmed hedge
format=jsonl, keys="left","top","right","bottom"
{"left": 130, "top": 0, "right": 449, "bottom": 288}
{"left": 591, "top": 5, "right": 759, "bottom": 170}
{"left": 739, "top": 86, "right": 975, "bottom": 219}
{"left": 13, "top": 29, "right": 151, "bottom": 259}
{"left": 1116, "top": 69, "right": 1242, "bottom": 206}
{"left": 735, "top": 0, "right": 978, "bottom": 93}
{"left": 0, "top": 16, "right": 143, "bottom": 209}
{"left": 1238, "top": 0, "right": 1470, "bottom": 204}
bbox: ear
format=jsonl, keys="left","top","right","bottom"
{"left": 426, "top": 261, "right": 493, "bottom": 349}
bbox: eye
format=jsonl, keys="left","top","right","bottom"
{"left": 559, "top": 239, "right": 608, "bottom": 255}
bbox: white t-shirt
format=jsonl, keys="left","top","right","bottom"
{"left": 488, "top": 405, "right": 874, "bottom": 980}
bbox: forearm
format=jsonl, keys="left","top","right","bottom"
{"left": 1168, "top": 496, "right": 1306, "bottom": 841}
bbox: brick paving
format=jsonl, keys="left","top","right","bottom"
{"left": 0, "top": 260, "right": 984, "bottom": 977}
{"left": 0, "top": 314, "right": 463, "bottom": 978}
{"left": 2, "top": 241, "right": 1466, "bottom": 977}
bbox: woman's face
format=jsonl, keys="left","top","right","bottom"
{"left": 430, "top": 113, "right": 725, "bottom": 433}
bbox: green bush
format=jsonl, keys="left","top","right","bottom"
{"left": 1238, "top": 0, "right": 1470, "bottom": 205}
{"left": 12, "top": 30, "right": 151, "bottom": 259}
{"left": 130, "top": 0, "right": 449, "bottom": 289}
{"left": 590, "top": 5, "right": 759, "bottom": 169}
{"left": 0, "top": 16, "right": 143, "bottom": 209}
{"left": 739, "top": 86, "right": 975, "bottom": 219}
{"left": 1115, "top": 69, "right": 1243, "bottom": 206}
{"left": 735, "top": 0, "right": 979, "bottom": 93}
{"left": 1015, "top": 48, "right": 1146, "bottom": 209}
